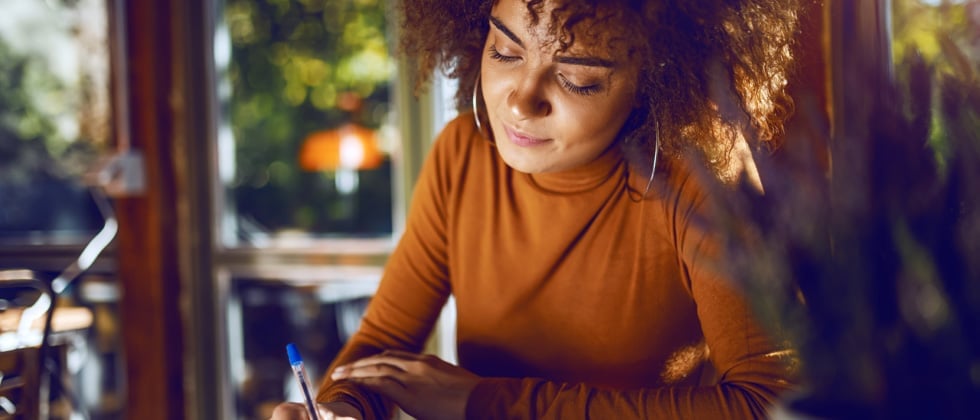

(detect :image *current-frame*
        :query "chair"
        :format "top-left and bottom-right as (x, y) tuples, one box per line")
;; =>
(0, 270), (56, 419)
(0, 188), (116, 419)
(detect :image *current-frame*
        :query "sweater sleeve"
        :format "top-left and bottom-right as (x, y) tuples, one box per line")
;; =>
(464, 164), (796, 419)
(314, 121), (461, 419)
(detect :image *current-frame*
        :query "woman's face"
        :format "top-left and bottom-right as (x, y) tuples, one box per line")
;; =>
(482, 0), (638, 174)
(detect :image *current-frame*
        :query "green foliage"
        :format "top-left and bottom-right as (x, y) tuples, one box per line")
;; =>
(892, 0), (979, 168)
(892, 0), (977, 68)
(701, 2), (980, 417)
(224, 0), (395, 237)
(0, 35), (103, 234)
(0, 38), (66, 183)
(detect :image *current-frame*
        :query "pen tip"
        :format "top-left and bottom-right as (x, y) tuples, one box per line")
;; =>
(286, 343), (303, 365)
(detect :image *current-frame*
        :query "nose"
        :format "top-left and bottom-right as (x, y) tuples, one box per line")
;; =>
(507, 74), (552, 120)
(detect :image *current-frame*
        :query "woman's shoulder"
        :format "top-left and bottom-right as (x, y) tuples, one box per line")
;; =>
(429, 111), (493, 162)
(435, 111), (480, 145)
(653, 156), (720, 221)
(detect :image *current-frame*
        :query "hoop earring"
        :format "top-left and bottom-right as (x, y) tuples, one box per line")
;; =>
(472, 76), (492, 142)
(472, 76), (482, 133)
(642, 120), (661, 196)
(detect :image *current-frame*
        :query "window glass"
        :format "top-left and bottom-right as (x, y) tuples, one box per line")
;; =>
(0, 0), (111, 243)
(218, 0), (397, 247)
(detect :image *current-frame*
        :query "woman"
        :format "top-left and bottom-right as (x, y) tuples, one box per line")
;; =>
(274, 0), (800, 418)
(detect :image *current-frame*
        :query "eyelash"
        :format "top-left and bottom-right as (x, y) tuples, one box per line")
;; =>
(488, 44), (604, 97)
(488, 45), (520, 63)
(558, 75), (602, 96)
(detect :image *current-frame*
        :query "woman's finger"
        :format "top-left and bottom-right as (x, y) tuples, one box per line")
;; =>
(349, 376), (412, 404)
(269, 402), (308, 420)
(336, 353), (416, 374)
(332, 352), (451, 382)
(339, 362), (406, 379)
(379, 349), (422, 359)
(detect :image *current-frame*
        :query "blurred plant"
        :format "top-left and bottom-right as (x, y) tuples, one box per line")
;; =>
(0, 38), (57, 183)
(701, 9), (980, 420)
(893, 0), (979, 69)
(0, 34), (103, 235)
(223, 0), (395, 237)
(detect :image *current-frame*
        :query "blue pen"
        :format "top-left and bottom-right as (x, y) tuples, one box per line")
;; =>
(286, 343), (321, 420)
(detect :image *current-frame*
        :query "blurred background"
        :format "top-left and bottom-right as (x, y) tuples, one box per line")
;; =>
(0, 0), (975, 419)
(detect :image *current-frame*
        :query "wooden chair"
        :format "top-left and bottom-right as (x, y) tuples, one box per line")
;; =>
(0, 190), (113, 419)
(0, 270), (56, 419)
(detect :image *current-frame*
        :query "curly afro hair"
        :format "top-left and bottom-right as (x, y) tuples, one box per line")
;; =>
(396, 0), (801, 173)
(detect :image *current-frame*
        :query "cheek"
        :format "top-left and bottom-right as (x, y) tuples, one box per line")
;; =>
(480, 64), (508, 104)
(558, 97), (632, 142)
(480, 72), (521, 130)
(597, 87), (636, 134)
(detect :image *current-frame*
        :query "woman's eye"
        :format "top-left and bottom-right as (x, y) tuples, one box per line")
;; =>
(488, 45), (520, 63)
(558, 74), (602, 96)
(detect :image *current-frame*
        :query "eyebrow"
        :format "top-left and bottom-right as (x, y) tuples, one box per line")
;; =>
(489, 16), (524, 48)
(554, 55), (615, 68)
(488, 16), (615, 69)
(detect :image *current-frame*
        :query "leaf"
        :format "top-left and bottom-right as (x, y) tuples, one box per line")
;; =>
(937, 32), (975, 83)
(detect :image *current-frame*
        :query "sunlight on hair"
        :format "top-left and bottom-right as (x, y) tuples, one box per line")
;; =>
(660, 343), (710, 384)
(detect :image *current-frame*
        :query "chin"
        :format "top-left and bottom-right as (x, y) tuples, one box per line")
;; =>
(498, 152), (542, 173)
(502, 153), (573, 174)
(495, 145), (551, 174)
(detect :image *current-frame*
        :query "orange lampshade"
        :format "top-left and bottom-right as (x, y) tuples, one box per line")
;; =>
(299, 123), (383, 171)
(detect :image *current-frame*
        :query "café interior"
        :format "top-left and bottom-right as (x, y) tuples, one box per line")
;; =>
(0, 0), (977, 419)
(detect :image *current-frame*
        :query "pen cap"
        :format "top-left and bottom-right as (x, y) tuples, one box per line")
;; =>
(286, 343), (304, 366)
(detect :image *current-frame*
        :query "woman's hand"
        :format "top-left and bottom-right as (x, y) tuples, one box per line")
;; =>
(330, 350), (481, 420)
(269, 401), (362, 420)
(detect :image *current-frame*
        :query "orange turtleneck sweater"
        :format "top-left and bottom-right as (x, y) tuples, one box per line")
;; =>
(316, 113), (795, 419)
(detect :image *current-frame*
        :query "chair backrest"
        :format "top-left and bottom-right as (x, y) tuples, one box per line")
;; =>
(0, 188), (116, 419)
(0, 269), (55, 419)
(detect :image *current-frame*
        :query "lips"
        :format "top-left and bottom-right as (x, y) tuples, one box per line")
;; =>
(504, 125), (551, 147)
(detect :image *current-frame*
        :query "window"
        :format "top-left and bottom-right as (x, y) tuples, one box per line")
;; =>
(0, 0), (123, 418)
(208, 1), (439, 418)
(0, 0), (112, 244)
